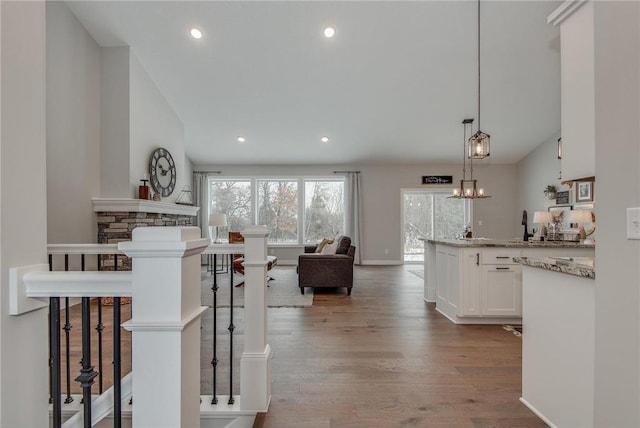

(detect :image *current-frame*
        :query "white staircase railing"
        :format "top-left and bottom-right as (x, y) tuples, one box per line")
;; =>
(9, 226), (272, 428)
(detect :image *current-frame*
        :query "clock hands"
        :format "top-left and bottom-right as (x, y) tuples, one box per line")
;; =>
(158, 164), (170, 176)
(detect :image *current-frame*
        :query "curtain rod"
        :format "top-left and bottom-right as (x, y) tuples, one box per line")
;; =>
(194, 170), (221, 174)
(333, 170), (361, 174)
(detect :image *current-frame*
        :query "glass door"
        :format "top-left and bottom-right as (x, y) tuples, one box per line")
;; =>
(402, 190), (469, 263)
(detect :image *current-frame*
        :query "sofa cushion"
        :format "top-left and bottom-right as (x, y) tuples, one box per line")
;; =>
(320, 240), (338, 255)
(335, 236), (352, 255)
(315, 238), (334, 253)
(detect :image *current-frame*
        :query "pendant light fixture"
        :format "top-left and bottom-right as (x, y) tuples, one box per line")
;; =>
(450, 118), (491, 199)
(468, 0), (490, 159)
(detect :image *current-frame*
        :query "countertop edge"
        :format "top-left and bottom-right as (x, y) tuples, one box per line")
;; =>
(513, 256), (595, 280)
(421, 238), (595, 249)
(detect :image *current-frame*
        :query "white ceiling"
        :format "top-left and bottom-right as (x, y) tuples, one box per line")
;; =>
(66, 1), (562, 166)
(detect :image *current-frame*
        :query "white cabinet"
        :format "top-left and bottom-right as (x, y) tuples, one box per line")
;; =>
(434, 245), (521, 324)
(481, 265), (522, 316)
(431, 243), (595, 324)
(459, 250), (481, 316)
(481, 249), (522, 317)
(435, 245), (460, 315)
(550, 1), (596, 181)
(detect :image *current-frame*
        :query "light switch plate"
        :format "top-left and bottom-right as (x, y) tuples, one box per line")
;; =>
(627, 208), (640, 239)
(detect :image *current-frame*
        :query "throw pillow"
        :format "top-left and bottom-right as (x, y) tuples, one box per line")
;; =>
(321, 240), (338, 255)
(315, 238), (334, 253)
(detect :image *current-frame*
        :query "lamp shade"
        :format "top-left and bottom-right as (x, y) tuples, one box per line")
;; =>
(208, 213), (228, 227)
(532, 211), (553, 224)
(567, 209), (592, 224)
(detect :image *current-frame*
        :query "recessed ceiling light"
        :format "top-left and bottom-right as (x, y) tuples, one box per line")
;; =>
(236, 136), (246, 143)
(190, 28), (202, 39)
(323, 27), (335, 38)
(321, 136), (330, 143)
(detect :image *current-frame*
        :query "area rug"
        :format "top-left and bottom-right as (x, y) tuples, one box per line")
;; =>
(408, 269), (424, 279)
(503, 324), (523, 337)
(201, 266), (313, 308)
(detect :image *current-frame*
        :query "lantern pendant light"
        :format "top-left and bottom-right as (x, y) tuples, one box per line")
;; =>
(468, 0), (490, 160)
(449, 118), (490, 199)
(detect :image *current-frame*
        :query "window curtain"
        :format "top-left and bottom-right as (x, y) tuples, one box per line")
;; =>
(344, 172), (363, 265)
(193, 172), (211, 265)
(192, 172), (210, 239)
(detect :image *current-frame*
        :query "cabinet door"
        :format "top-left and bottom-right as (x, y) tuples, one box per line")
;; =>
(458, 250), (481, 316)
(481, 265), (522, 316)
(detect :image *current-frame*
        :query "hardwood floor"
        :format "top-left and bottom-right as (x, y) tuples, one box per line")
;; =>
(252, 265), (546, 428)
(63, 265), (546, 427)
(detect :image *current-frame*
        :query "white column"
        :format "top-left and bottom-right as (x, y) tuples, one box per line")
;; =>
(240, 226), (272, 411)
(119, 227), (209, 428)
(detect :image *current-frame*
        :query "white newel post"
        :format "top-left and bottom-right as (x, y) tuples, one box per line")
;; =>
(240, 226), (272, 411)
(119, 227), (209, 428)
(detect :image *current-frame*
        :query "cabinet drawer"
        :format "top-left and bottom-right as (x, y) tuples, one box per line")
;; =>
(482, 249), (521, 265)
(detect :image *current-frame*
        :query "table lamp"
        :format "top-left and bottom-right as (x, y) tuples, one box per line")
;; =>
(209, 213), (228, 243)
(532, 211), (553, 239)
(567, 209), (595, 241)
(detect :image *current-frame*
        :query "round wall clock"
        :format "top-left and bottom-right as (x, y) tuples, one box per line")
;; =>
(149, 147), (177, 197)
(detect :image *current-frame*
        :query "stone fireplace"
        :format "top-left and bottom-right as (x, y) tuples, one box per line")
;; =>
(93, 198), (200, 270)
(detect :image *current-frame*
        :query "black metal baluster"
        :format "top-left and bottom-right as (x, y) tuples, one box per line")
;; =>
(211, 254), (218, 405)
(48, 254), (53, 405)
(228, 257), (235, 405)
(63, 254), (73, 404)
(113, 297), (122, 428)
(50, 297), (62, 428)
(76, 297), (98, 428)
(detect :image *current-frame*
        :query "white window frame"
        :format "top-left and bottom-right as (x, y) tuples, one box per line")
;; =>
(207, 175), (346, 246)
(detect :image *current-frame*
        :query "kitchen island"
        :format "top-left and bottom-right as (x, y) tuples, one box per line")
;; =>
(515, 256), (595, 428)
(421, 238), (594, 324)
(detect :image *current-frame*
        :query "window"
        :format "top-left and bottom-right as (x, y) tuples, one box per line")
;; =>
(208, 176), (345, 244)
(304, 180), (344, 243)
(209, 180), (252, 232)
(257, 179), (298, 244)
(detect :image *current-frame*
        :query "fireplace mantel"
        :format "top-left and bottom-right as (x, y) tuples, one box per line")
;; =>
(92, 198), (199, 217)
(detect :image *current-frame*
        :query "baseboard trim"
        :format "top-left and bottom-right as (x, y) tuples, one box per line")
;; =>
(359, 260), (404, 266)
(519, 397), (557, 428)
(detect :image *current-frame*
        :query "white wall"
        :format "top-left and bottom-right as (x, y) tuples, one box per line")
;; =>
(45, 3), (188, 244)
(129, 54), (185, 202)
(592, 2), (640, 426)
(516, 134), (569, 233)
(46, 1), (101, 244)
(100, 47), (130, 198)
(184, 156), (194, 191)
(194, 163), (519, 264)
(0, 1), (50, 426)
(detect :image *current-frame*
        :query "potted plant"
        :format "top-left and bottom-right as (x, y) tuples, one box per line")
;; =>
(544, 184), (558, 200)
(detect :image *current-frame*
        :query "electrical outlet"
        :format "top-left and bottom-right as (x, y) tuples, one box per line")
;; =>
(627, 208), (640, 239)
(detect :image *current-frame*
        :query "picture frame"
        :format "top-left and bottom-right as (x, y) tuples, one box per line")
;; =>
(576, 181), (594, 202)
(555, 190), (570, 205)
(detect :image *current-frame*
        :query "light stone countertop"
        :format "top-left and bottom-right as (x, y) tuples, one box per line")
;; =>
(420, 238), (595, 249)
(513, 256), (595, 279)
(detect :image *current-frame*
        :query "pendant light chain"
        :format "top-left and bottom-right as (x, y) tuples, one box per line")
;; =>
(477, 0), (481, 131)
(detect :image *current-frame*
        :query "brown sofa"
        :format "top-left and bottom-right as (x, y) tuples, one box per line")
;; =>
(297, 236), (356, 295)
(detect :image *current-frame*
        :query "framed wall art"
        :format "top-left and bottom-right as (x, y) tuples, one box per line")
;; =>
(576, 181), (594, 202)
